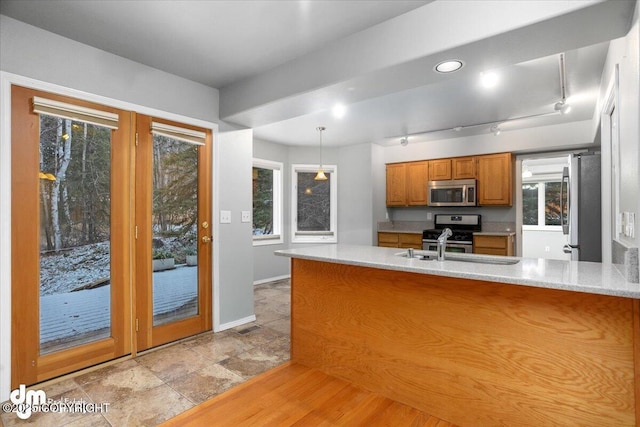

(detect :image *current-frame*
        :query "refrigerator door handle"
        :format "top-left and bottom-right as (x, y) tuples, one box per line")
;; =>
(563, 244), (579, 254)
(561, 166), (570, 235)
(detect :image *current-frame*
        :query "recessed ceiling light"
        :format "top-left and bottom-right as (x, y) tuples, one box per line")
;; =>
(434, 60), (463, 73)
(332, 104), (346, 119)
(480, 71), (499, 88)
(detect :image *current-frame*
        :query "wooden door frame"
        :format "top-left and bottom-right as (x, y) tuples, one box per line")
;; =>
(133, 115), (212, 353)
(10, 85), (133, 387)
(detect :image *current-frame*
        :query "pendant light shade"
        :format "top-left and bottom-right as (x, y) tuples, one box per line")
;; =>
(314, 126), (328, 181)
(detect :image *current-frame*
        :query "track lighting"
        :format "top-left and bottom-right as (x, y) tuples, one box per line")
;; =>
(554, 100), (571, 114)
(490, 125), (501, 136)
(400, 137), (408, 146)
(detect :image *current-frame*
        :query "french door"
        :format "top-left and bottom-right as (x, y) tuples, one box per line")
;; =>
(11, 86), (212, 387)
(134, 114), (212, 351)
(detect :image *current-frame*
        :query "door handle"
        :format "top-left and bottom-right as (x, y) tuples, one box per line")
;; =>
(201, 236), (212, 243)
(563, 244), (579, 254)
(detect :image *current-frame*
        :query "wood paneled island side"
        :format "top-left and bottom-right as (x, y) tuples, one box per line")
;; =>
(278, 246), (640, 427)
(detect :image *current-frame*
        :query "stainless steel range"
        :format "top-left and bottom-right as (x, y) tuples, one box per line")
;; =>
(422, 214), (481, 253)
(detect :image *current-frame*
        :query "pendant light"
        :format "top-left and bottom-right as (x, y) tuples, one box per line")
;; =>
(314, 126), (328, 181)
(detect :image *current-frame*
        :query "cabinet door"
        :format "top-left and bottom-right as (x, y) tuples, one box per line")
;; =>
(477, 153), (512, 206)
(386, 163), (407, 206)
(453, 157), (476, 179)
(428, 159), (452, 181)
(378, 232), (400, 248)
(406, 161), (429, 205)
(473, 235), (512, 256)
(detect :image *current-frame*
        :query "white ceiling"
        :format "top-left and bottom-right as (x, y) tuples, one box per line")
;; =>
(1, 0), (636, 148)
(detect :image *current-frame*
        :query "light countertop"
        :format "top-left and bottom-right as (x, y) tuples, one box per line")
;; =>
(473, 231), (516, 236)
(275, 244), (640, 299)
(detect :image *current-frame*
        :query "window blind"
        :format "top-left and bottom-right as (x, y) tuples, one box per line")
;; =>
(151, 122), (206, 146)
(32, 96), (119, 129)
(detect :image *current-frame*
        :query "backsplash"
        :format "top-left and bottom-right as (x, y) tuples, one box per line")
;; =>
(612, 240), (639, 283)
(378, 221), (515, 233)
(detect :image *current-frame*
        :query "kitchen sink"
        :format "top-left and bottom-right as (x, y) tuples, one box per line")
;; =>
(396, 251), (519, 265)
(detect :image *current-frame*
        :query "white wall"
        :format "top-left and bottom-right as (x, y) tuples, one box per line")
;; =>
(596, 0), (640, 259)
(338, 144), (374, 245)
(215, 130), (255, 329)
(522, 230), (570, 260)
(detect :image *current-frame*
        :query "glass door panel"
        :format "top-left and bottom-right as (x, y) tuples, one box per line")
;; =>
(151, 135), (199, 326)
(39, 116), (113, 354)
(135, 115), (212, 352)
(11, 85), (130, 387)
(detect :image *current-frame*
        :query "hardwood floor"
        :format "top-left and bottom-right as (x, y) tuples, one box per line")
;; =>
(161, 362), (457, 427)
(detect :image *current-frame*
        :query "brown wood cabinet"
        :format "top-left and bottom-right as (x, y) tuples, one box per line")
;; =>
(453, 156), (476, 179)
(477, 152), (513, 206)
(386, 161), (428, 207)
(428, 159), (451, 181)
(385, 163), (407, 206)
(378, 232), (422, 248)
(387, 152), (513, 207)
(473, 234), (514, 256)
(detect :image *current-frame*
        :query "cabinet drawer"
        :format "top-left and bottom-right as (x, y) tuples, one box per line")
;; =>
(473, 235), (507, 249)
(398, 233), (422, 248)
(474, 247), (507, 256)
(378, 232), (399, 244)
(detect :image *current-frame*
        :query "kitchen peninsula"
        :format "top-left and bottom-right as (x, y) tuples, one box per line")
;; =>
(276, 245), (640, 427)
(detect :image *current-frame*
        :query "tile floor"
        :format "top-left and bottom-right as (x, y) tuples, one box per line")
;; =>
(1, 279), (291, 427)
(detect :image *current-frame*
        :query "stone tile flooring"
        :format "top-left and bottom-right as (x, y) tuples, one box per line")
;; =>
(1, 279), (291, 427)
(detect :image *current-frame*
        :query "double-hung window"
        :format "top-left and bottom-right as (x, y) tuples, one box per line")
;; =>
(291, 164), (337, 243)
(252, 159), (283, 245)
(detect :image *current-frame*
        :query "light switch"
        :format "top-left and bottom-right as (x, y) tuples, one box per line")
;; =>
(241, 211), (251, 223)
(220, 210), (231, 224)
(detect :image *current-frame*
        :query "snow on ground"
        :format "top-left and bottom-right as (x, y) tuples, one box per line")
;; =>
(40, 237), (188, 295)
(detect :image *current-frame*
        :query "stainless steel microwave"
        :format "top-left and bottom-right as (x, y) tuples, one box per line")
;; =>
(427, 179), (477, 207)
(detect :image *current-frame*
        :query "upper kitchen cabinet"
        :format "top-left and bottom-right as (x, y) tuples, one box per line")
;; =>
(428, 159), (452, 181)
(429, 157), (476, 180)
(386, 161), (429, 207)
(386, 163), (407, 206)
(477, 153), (513, 206)
(452, 157), (476, 179)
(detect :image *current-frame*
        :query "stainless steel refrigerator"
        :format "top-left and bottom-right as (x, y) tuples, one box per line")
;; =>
(561, 152), (601, 261)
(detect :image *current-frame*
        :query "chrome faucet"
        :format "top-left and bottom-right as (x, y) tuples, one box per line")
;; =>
(437, 228), (453, 261)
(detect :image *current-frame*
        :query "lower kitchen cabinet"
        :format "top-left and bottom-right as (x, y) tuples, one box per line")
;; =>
(473, 234), (514, 256)
(378, 232), (422, 248)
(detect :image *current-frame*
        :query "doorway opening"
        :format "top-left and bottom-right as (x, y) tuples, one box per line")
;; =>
(520, 155), (571, 260)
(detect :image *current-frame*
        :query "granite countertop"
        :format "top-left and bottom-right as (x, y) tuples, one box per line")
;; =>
(275, 244), (640, 299)
(473, 231), (516, 236)
(378, 229), (422, 234)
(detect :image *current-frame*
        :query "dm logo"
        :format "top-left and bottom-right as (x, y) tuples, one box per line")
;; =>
(10, 384), (47, 419)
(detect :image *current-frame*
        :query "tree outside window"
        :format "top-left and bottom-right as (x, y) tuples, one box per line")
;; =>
(252, 159), (283, 245)
(522, 181), (562, 227)
(292, 164), (337, 243)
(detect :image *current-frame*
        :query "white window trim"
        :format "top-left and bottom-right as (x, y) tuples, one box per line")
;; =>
(291, 164), (337, 244)
(522, 180), (563, 230)
(253, 158), (283, 246)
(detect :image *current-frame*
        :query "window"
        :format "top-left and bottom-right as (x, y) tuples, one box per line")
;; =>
(291, 164), (337, 243)
(253, 159), (283, 245)
(522, 181), (562, 228)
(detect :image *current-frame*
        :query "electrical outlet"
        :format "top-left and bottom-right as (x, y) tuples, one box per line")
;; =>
(427, 212), (433, 220)
(241, 211), (251, 223)
(544, 246), (550, 252)
(220, 210), (231, 224)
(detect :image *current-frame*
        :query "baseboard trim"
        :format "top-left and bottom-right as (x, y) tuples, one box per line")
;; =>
(253, 275), (290, 286)
(218, 315), (257, 332)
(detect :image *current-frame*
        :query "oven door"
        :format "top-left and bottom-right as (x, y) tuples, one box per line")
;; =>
(422, 240), (473, 253)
